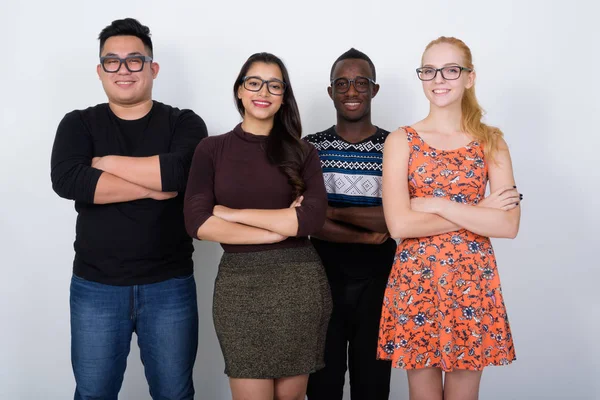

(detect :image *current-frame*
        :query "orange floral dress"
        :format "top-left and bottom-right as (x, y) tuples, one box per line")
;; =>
(377, 126), (516, 371)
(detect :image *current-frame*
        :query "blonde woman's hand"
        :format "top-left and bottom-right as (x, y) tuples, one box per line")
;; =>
(478, 186), (522, 211)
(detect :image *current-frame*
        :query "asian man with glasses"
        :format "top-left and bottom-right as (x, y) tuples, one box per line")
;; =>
(50, 18), (207, 399)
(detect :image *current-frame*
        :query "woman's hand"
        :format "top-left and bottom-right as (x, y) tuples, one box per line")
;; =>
(289, 196), (304, 208)
(213, 205), (238, 222)
(410, 185), (523, 214)
(478, 186), (521, 211)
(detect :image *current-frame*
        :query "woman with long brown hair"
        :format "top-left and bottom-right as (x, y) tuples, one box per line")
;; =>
(184, 52), (331, 400)
(377, 37), (521, 400)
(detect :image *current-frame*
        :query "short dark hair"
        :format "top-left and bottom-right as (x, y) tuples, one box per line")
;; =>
(98, 18), (153, 57)
(330, 48), (376, 81)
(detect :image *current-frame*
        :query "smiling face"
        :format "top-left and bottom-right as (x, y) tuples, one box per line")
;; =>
(96, 35), (159, 107)
(420, 42), (474, 109)
(328, 58), (379, 123)
(237, 61), (284, 125)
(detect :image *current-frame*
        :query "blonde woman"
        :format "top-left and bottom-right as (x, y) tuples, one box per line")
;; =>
(378, 37), (521, 400)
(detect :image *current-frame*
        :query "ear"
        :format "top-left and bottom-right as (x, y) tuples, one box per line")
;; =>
(327, 86), (333, 100)
(150, 62), (160, 79)
(371, 83), (380, 98)
(96, 64), (102, 80)
(465, 70), (475, 89)
(237, 85), (243, 99)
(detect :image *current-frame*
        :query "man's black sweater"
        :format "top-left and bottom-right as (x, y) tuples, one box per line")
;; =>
(51, 101), (207, 285)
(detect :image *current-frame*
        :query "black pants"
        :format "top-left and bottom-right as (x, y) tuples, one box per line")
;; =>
(306, 273), (392, 400)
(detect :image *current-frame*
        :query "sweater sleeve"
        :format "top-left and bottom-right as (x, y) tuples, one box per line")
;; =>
(183, 138), (216, 239)
(295, 143), (327, 237)
(50, 111), (103, 203)
(159, 110), (208, 192)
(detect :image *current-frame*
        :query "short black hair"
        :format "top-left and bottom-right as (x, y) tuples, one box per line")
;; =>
(330, 48), (376, 81)
(98, 18), (153, 57)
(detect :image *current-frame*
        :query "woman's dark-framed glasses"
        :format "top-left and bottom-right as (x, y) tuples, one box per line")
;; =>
(330, 76), (375, 93)
(242, 76), (286, 96)
(416, 66), (472, 81)
(100, 55), (153, 73)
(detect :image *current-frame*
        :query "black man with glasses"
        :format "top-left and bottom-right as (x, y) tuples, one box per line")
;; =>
(50, 18), (206, 400)
(304, 48), (395, 400)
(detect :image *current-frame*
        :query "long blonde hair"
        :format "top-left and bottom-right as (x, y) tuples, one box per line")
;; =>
(423, 36), (503, 160)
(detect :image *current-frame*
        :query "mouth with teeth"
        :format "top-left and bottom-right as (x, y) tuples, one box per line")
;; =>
(433, 89), (450, 95)
(252, 100), (272, 108)
(343, 101), (362, 111)
(115, 80), (136, 88)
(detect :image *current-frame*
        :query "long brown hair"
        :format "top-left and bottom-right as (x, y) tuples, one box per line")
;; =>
(423, 36), (503, 160)
(233, 52), (308, 198)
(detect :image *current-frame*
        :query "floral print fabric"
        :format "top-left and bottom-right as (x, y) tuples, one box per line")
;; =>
(377, 126), (516, 371)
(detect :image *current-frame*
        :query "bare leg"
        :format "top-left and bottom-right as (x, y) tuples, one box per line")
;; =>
(443, 369), (483, 400)
(274, 374), (309, 400)
(229, 378), (274, 400)
(406, 368), (443, 400)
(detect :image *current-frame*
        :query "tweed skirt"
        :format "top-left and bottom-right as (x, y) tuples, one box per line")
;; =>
(213, 245), (332, 379)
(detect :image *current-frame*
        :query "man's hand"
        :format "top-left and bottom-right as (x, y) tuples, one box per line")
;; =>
(91, 156), (111, 171)
(363, 231), (391, 245)
(326, 206), (336, 220)
(146, 190), (177, 201)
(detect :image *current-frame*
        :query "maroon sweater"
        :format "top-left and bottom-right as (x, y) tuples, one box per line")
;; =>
(184, 124), (327, 253)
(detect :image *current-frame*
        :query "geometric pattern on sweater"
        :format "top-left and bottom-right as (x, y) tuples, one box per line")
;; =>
(304, 126), (390, 206)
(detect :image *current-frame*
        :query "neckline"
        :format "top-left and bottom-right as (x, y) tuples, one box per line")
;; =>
(331, 125), (383, 145)
(406, 126), (476, 152)
(108, 100), (154, 122)
(233, 123), (268, 143)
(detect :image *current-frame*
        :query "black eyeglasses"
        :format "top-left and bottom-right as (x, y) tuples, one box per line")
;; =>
(100, 55), (153, 73)
(416, 66), (472, 81)
(330, 76), (375, 93)
(242, 76), (286, 96)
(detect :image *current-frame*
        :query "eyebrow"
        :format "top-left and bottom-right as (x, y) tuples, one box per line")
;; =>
(422, 63), (461, 68)
(102, 52), (145, 57)
(247, 75), (284, 81)
(332, 74), (373, 80)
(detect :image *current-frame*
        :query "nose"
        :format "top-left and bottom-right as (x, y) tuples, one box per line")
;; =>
(346, 80), (359, 96)
(434, 69), (445, 83)
(117, 61), (131, 75)
(258, 82), (270, 96)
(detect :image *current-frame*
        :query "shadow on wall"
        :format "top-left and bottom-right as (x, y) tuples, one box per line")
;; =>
(191, 240), (229, 399)
(154, 42), (248, 136)
(151, 45), (193, 111)
(480, 81), (598, 399)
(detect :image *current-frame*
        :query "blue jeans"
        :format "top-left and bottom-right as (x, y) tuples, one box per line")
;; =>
(70, 274), (198, 400)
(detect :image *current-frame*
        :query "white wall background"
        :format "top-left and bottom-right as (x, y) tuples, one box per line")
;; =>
(1, 0), (598, 399)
